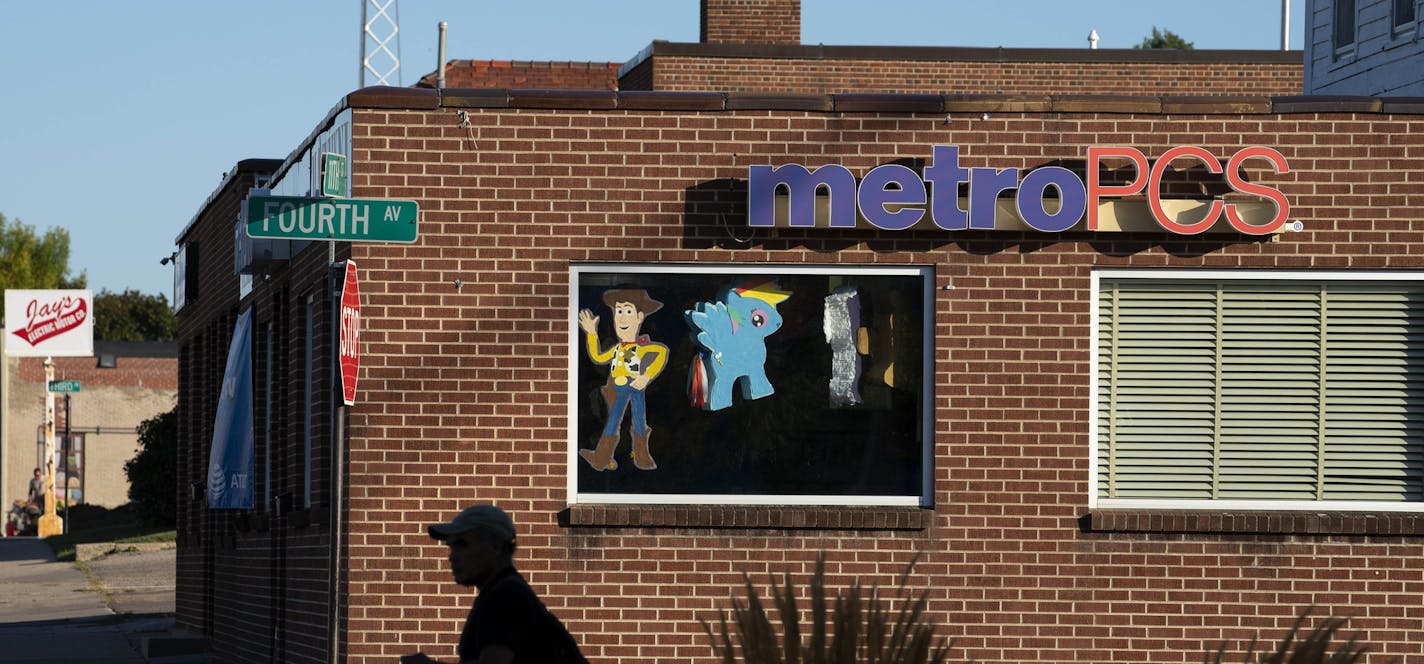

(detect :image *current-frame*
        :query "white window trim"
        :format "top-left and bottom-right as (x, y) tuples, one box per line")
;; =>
(1089, 269), (1424, 513)
(1391, 0), (1419, 39)
(568, 263), (935, 507)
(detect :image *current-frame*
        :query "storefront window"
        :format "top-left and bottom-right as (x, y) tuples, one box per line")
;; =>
(570, 264), (933, 506)
(1093, 271), (1424, 511)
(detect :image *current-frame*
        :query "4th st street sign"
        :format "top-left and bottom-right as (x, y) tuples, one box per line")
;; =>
(245, 196), (418, 243)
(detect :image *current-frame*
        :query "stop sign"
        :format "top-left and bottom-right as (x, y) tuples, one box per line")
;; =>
(339, 261), (360, 406)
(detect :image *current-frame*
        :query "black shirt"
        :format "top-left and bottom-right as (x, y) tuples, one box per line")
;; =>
(459, 566), (585, 664)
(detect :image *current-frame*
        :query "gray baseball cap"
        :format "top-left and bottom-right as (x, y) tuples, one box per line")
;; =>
(427, 504), (517, 542)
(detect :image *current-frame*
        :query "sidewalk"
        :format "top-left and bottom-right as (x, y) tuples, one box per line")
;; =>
(0, 537), (184, 663)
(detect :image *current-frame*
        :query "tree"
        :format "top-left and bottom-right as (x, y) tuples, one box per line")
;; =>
(125, 406), (177, 526)
(0, 211), (85, 318)
(1135, 26), (1194, 49)
(94, 289), (176, 341)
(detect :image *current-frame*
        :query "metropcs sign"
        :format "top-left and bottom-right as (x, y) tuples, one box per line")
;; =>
(748, 145), (1291, 235)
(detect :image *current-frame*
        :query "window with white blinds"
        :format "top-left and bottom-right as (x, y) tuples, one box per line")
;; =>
(1094, 273), (1424, 510)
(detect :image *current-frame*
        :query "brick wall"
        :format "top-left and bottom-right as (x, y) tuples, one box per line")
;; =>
(7, 354), (176, 507)
(175, 164), (253, 645)
(701, 0), (800, 45)
(621, 44), (1303, 96)
(324, 90), (1423, 664)
(651, 55), (1303, 96)
(416, 60), (620, 90)
(16, 355), (175, 391)
(175, 158), (347, 662)
(177, 90), (1424, 664)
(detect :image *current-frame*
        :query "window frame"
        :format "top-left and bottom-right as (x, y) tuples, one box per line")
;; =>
(567, 263), (935, 507)
(1393, 0), (1418, 38)
(1090, 269), (1424, 514)
(1333, 0), (1358, 58)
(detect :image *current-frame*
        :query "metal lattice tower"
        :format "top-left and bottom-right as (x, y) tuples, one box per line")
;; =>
(360, 0), (401, 87)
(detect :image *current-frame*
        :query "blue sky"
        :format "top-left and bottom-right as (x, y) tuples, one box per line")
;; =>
(0, 1), (1304, 299)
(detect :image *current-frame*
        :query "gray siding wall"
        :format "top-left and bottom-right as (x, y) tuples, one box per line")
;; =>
(1307, 0), (1424, 94)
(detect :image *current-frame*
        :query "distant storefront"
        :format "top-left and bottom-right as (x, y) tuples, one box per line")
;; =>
(3, 342), (176, 509)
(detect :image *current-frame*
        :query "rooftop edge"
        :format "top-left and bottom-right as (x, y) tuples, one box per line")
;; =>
(619, 40), (1304, 78)
(342, 86), (1421, 116)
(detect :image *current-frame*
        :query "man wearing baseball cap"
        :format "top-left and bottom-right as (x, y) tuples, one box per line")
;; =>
(401, 505), (586, 664)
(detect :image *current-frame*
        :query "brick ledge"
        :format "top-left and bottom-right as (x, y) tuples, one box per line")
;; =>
(339, 86), (1417, 116)
(1089, 509), (1424, 536)
(566, 504), (928, 530)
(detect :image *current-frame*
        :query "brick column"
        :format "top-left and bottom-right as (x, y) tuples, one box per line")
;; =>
(700, 0), (800, 45)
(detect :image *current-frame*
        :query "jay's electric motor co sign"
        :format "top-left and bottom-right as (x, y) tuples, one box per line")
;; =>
(4, 289), (94, 358)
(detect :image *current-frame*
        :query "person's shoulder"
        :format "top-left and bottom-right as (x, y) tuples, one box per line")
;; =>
(483, 569), (538, 602)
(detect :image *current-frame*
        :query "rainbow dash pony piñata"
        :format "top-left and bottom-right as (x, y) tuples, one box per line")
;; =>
(685, 278), (792, 411)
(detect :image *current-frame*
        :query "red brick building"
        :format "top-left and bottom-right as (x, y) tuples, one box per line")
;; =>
(174, 2), (1424, 663)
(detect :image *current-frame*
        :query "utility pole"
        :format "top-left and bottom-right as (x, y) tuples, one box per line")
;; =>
(1282, 0), (1291, 50)
(62, 392), (71, 535)
(37, 358), (62, 537)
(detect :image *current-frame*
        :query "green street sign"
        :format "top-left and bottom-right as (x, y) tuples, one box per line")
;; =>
(245, 196), (418, 243)
(47, 380), (80, 393)
(321, 153), (348, 197)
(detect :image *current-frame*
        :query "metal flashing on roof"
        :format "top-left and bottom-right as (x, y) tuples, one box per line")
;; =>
(175, 159), (283, 245)
(93, 340), (179, 358)
(337, 88), (1424, 116)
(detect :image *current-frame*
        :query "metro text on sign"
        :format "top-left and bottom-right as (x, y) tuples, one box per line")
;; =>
(245, 196), (418, 243)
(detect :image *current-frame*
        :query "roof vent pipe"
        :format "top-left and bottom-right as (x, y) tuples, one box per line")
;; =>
(437, 21), (448, 89)
(1280, 0), (1290, 50)
(1088, 29), (1099, 49)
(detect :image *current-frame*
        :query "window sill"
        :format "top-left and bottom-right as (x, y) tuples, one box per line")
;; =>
(1329, 47), (1357, 71)
(1088, 509), (1424, 536)
(565, 504), (928, 531)
(1385, 29), (1418, 50)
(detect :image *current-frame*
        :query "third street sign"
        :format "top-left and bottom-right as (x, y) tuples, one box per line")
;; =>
(245, 196), (418, 243)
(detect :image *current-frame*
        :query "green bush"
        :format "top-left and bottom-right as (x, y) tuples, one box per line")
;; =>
(703, 553), (952, 664)
(124, 406), (177, 526)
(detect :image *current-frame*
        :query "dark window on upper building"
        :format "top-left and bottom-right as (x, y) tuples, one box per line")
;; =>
(1334, 0), (1357, 53)
(1395, 0), (1417, 33)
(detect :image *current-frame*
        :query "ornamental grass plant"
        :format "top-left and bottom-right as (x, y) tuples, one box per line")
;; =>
(1206, 610), (1390, 664)
(702, 553), (952, 664)
(703, 553), (1387, 664)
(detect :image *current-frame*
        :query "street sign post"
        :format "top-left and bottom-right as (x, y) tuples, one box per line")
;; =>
(47, 379), (81, 393)
(339, 261), (360, 406)
(321, 153), (348, 197)
(245, 196), (418, 243)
